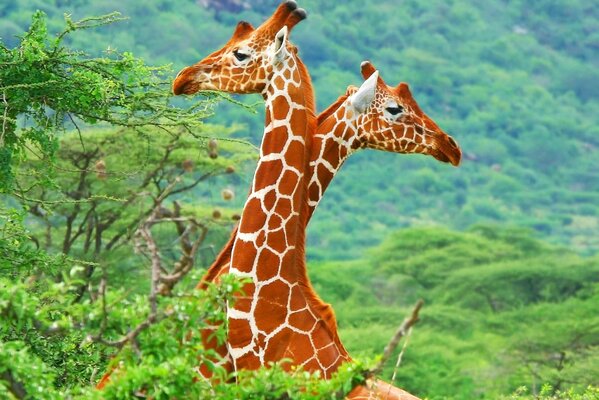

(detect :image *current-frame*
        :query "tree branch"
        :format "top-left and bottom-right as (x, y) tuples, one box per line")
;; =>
(1, 92), (8, 147)
(368, 300), (424, 378)
(0, 371), (27, 399)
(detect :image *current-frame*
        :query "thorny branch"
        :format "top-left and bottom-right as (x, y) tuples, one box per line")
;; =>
(137, 207), (162, 316)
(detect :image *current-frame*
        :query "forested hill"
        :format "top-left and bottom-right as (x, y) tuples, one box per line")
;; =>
(2, 0), (598, 259)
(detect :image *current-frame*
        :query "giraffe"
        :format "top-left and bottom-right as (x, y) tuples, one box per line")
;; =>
(97, 1), (313, 391)
(174, 0), (349, 376)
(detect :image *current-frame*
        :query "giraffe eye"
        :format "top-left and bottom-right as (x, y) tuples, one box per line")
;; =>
(386, 106), (404, 116)
(233, 50), (250, 62)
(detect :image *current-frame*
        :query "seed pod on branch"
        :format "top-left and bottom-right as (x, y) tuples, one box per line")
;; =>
(212, 209), (222, 219)
(221, 189), (234, 201)
(225, 165), (236, 174)
(95, 159), (107, 180)
(208, 139), (218, 159)
(182, 159), (194, 173)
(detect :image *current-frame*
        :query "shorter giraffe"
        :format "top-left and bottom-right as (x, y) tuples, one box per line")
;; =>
(203, 60), (461, 286)
(308, 60), (460, 209)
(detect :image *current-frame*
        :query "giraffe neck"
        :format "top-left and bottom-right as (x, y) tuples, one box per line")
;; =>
(308, 99), (363, 211)
(308, 100), (361, 211)
(227, 53), (321, 370)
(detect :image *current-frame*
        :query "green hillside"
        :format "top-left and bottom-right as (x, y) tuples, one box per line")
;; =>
(310, 226), (599, 398)
(2, 0), (598, 259)
(1, 1), (599, 399)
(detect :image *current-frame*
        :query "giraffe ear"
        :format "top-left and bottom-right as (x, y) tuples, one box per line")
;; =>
(350, 71), (379, 113)
(232, 21), (255, 41)
(274, 26), (289, 62)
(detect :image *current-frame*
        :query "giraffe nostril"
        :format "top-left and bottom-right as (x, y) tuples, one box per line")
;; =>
(448, 136), (458, 148)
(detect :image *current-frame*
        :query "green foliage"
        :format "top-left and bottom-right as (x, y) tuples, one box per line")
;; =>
(0, 215), (99, 399)
(0, 207), (65, 274)
(502, 386), (599, 400)
(0, 11), (219, 194)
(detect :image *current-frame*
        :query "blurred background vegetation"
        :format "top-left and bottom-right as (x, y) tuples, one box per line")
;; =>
(1, 0), (598, 399)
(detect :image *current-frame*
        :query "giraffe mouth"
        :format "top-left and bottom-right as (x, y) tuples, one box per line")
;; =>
(173, 80), (199, 95)
(173, 67), (198, 95)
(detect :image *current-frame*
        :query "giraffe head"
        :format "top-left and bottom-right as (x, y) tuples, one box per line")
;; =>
(172, 1), (307, 95)
(320, 61), (462, 166)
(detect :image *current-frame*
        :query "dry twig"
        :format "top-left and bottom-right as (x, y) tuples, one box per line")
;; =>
(88, 176), (210, 349)
(368, 299), (424, 378)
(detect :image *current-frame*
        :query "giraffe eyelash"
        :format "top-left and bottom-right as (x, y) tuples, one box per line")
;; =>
(233, 50), (250, 61)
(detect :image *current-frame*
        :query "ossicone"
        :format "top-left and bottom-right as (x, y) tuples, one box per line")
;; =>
(360, 60), (378, 80)
(285, 8), (308, 30)
(266, 0), (299, 33)
(283, 0), (298, 11)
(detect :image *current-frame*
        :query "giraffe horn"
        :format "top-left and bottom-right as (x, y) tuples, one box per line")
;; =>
(361, 60), (379, 80)
(263, 1), (298, 35)
(285, 8), (308, 30)
(229, 21), (255, 42)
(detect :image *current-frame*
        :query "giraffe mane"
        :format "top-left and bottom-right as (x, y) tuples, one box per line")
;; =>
(316, 93), (350, 126)
(298, 277), (349, 355)
(294, 54), (317, 120)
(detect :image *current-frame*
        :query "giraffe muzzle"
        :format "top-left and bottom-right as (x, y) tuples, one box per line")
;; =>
(433, 134), (462, 166)
(173, 65), (212, 95)
(173, 66), (195, 95)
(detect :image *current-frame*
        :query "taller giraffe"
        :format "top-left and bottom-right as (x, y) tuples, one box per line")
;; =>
(174, 0), (348, 374)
